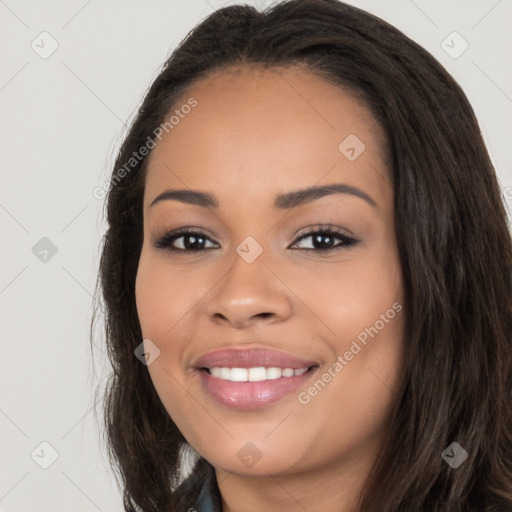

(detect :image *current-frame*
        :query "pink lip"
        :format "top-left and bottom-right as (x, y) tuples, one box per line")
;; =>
(193, 347), (319, 410)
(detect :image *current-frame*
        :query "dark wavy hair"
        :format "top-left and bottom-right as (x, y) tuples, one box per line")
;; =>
(91, 0), (512, 510)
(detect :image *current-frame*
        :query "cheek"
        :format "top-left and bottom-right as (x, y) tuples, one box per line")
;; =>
(294, 296), (404, 468)
(135, 256), (205, 443)
(290, 252), (405, 423)
(282, 250), (403, 342)
(135, 251), (203, 342)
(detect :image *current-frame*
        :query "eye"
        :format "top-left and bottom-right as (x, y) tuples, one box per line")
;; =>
(153, 227), (218, 253)
(153, 225), (358, 254)
(289, 225), (358, 253)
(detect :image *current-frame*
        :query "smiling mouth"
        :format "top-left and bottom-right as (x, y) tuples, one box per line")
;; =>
(200, 365), (318, 382)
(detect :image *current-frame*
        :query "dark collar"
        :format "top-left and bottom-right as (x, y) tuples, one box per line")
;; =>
(187, 461), (222, 512)
(194, 476), (219, 511)
(178, 459), (222, 512)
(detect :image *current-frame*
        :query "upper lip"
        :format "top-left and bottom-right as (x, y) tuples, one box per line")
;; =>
(193, 347), (319, 370)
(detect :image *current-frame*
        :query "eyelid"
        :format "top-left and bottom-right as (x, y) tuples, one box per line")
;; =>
(151, 225), (216, 247)
(293, 223), (355, 239)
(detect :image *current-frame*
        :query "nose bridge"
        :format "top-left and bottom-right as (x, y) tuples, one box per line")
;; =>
(205, 235), (292, 326)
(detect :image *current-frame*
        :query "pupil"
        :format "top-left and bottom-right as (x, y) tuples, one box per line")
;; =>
(315, 233), (333, 249)
(186, 235), (204, 250)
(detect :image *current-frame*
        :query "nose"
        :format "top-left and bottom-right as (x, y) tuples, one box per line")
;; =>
(205, 249), (292, 329)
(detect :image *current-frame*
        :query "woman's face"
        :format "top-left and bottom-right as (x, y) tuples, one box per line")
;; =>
(135, 65), (405, 482)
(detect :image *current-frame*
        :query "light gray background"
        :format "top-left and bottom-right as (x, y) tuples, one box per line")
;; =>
(1, 1), (511, 511)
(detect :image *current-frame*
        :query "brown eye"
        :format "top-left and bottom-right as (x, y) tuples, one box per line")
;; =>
(154, 229), (218, 253)
(290, 227), (358, 253)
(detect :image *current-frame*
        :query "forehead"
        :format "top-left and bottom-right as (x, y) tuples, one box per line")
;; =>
(144, 64), (391, 211)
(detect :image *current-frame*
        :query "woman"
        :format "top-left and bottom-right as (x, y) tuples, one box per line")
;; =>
(92, 0), (512, 510)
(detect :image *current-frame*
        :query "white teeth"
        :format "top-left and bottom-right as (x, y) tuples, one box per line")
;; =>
(210, 367), (230, 379)
(248, 367), (267, 381)
(266, 367), (282, 380)
(208, 366), (309, 382)
(230, 368), (248, 381)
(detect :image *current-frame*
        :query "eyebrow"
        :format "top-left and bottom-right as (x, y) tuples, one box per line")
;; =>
(149, 183), (377, 210)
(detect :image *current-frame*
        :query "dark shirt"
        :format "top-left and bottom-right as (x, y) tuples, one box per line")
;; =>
(194, 473), (220, 512)
(177, 460), (222, 512)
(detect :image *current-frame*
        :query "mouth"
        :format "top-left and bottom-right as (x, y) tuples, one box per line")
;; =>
(193, 347), (320, 410)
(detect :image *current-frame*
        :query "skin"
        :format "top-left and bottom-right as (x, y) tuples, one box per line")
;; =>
(135, 64), (405, 512)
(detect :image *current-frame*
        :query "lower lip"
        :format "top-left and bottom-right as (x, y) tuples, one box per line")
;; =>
(197, 368), (316, 410)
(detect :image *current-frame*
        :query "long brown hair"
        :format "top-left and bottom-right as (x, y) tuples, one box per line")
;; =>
(91, 1), (512, 510)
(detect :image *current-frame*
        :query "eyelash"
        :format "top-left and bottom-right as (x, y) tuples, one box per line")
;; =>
(153, 225), (358, 255)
